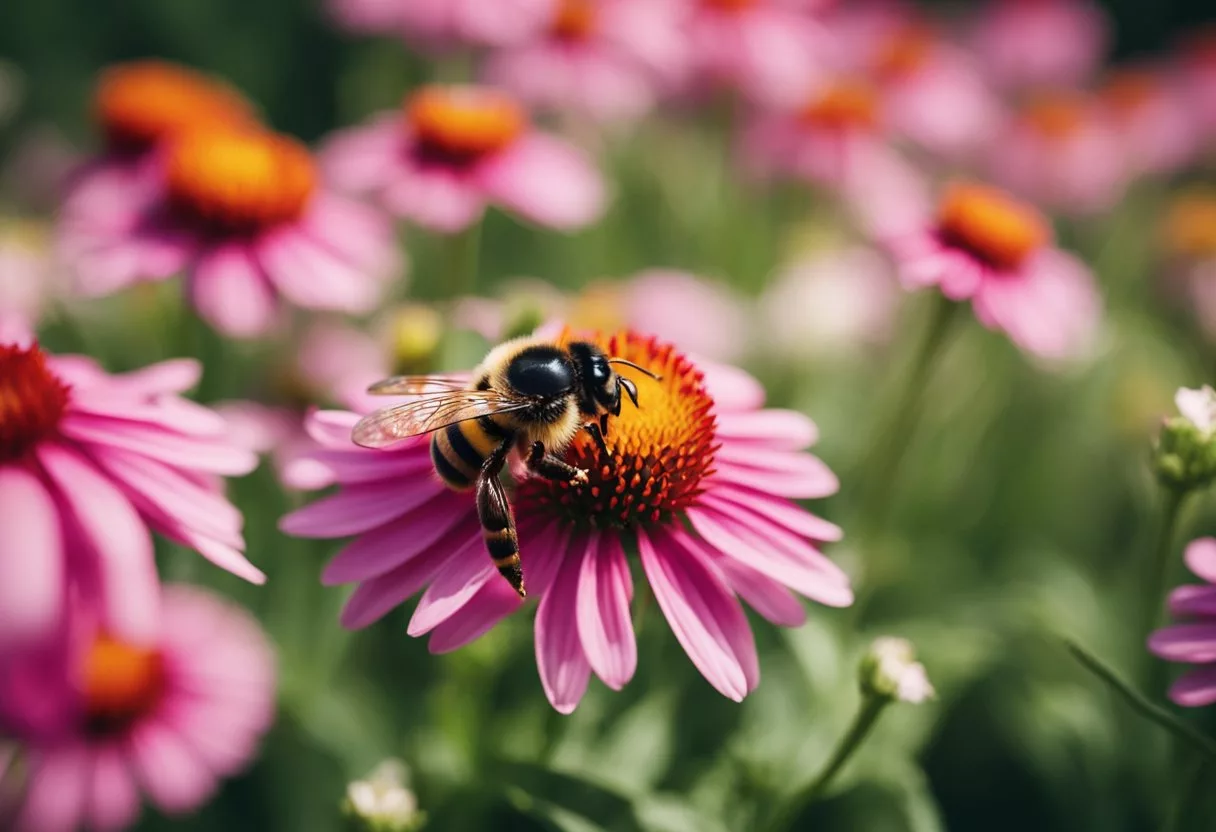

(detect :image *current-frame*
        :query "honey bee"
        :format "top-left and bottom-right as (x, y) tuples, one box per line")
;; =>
(352, 337), (659, 598)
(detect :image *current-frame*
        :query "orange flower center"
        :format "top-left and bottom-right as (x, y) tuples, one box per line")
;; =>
(702, 0), (757, 11)
(552, 0), (597, 41)
(873, 24), (935, 80)
(0, 343), (71, 463)
(407, 86), (526, 166)
(94, 60), (255, 152)
(81, 635), (165, 736)
(936, 182), (1050, 270)
(1162, 190), (1216, 259)
(517, 331), (717, 529)
(166, 128), (317, 230)
(1020, 92), (1089, 140)
(799, 80), (881, 131)
(1100, 69), (1160, 120)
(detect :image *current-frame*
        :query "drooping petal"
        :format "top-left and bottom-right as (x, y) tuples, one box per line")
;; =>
(427, 578), (522, 654)
(637, 525), (758, 701)
(1186, 538), (1216, 584)
(128, 721), (217, 813)
(61, 414), (257, 476)
(714, 556), (807, 627)
(16, 745), (91, 832)
(701, 486), (843, 542)
(186, 242), (280, 338)
(1148, 623), (1216, 664)
(86, 746), (142, 832)
(321, 494), (470, 585)
(714, 409), (818, 450)
(1169, 666), (1216, 708)
(256, 226), (384, 314)
(382, 163), (486, 234)
(280, 476), (442, 539)
(0, 466), (64, 650)
(477, 134), (606, 230)
(576, 532), (636, 691)
(536, 542), (592, 713)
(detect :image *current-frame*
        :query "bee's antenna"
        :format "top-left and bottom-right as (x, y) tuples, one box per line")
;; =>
(607, 358), (661, 381)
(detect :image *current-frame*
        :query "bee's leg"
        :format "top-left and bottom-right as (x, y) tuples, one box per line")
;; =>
(477, 439), (525, 598)
(526, 441), (589, 485)
(584, 420), (610, 459)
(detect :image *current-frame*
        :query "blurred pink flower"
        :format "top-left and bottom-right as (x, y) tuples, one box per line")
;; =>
(760, 246), (899, 358)
(882, 181), (1100, 360)
(1149, 538), (1216, 706)
(0, 584), (275, 830)
(483, 0), (690, 123)
(330, 0), (559, 48)
(1179, 30), (1216, 143)
(1098, 67), (1200, 179)
(58, 127), (401, 338)
(987, 92), (1128, 217)
(322, 85), (606, 234)
(967, 0), (1109, 91)
(0, 343), (260, 653)
(0, 224), (56, 346)
(280, 331), (849, 711)
(825, 4), (1002, 158)
(617, 270), (751, 363)
(685, 0), (829, 108)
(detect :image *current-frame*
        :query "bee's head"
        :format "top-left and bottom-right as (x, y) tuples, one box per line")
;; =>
(568, 341), (658, 417)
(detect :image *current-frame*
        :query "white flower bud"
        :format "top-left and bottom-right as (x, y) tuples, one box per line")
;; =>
(860, 637), (935, 704)
(343, 759), (424, 832)
(1175, 386), (1216, 438)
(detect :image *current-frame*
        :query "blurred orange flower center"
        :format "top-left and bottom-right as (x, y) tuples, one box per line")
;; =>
(1021, 92), (1088, 140)
(1162, 191), (1216, 259)
(874, 24), (935, 79)
(407, 86), (526, 164)
(1100, 70), (1160, 119)
(0, 343), (70, 463)
(517, 331), (717, 529)
(166, 128), (317, 230)
(799, 81), (881, 130)
(95, 60), (255, 152)
(702, 0), (758, 11)
(552, 0), (597, 41)
(81, 635), (165, 736)
(937, 182), (1050, 270)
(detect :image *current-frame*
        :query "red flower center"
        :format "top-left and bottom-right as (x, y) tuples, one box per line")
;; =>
(406, 86), (527, 166)
(81, 635), (166, 737)
(936, 181), (1051, 270)
(1100, 69), (1160, 120)
(799, 81), (881, 131)
(552, 0), (597, 41)
(873, 23), (935, 80)
(94, 60), (256, 153)
(165, 128), (317, 230)
(0, 343), (71, 463)
(1021, 92), (1089, 141)
(517, 331), (718, 529)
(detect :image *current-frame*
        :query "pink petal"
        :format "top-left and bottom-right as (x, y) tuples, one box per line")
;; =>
(17, 745), (91, 832)
(702, 485), (843, 542)
(128, 722), (217, 813)
(536, 544), (592, 713)
(281, 475), (442, 539)
(256, 226), (383, 313)
(714, 457), (839, 499)
(61, 414), (257, 476)
(637, 525), (758, 701)
(427, 578), (522, 653)
(382, 162), (486, 234)
(1186, 538), (1216, 584)
(37, 443), (160, 645)
(87, 746), (141, 832)
(715, 556), (806, 627)
(698, 361), (765, 411)
(319, 116), (405, 195)
(1148, 623), (1216, 664)
(715, 409), (818, 449)
(576, 532), (637, 690)
(1168, 585), (1216, 618)
(0, 466), (64, 650)
(91, 357), (202, 396)
(300, 195), (402, 283)
(406, 537), (497, 636)
(321, 494), (470, 584)
(477, 133), (606, 230)
(1169, 666), (1216, 707)
(186, 242), (280, 338)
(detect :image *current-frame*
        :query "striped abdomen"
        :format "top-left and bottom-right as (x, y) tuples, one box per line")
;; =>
(429, 416), (513, 491)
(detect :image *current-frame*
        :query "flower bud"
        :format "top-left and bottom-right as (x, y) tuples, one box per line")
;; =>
(387, 305), (443, 376)
(343, 759), (424, 832)
(859, 637), (934, 704)
(1154, 387), (1216, 492)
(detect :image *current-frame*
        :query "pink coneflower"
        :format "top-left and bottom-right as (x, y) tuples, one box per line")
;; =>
(1098, 67), (1199, 179)
(280, 330), (850, 711)
(1149, 538), (1216, 706)
(0, 222), (56, 346)
(684, 0), (829, 108)
(987, 91), (1127, 217)
(967, 0), (1109, 91)
(57, 125), (401, 338)
(883, 181), (1100, 360)
(483, 0), (690, 123)
(1159, 189), (1216, 341)
(321, 85), (605, 234)
(0, 584), (275, 830)
(329, 0), (558, 48)
(0, 343), (260, 653)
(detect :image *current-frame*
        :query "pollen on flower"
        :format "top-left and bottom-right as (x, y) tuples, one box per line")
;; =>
(873, 24), (935, 80)
(94, 60), (255, 152)
(517, 331), (717, 529)
(1162, 189), (1216, 259)
(407, 86), (526, 166)
(80, 635), (166, 736)
(166, 128), (317, 230)
(936, 181), (1051, 270)
(799, 81), (881, 131)
(551, 0), (597, 41)
(1020, 92), (1089, 140)
(0, 343), (71, 463)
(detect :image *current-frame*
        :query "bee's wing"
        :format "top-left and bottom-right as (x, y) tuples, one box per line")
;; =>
(352, 390), (529, 449)
(367, 374), (471, 396)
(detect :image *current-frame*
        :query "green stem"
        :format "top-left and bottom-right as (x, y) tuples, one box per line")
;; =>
(444, 222), (482, 300)
(1149, 488), (1189, 636)
(859, 292), (962, 531)
(1162, 755), (1206, 832)
(1066, 640), (1216, 764)
(768, 694), (891, 832)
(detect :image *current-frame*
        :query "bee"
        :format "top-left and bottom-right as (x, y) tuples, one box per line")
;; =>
(352, 337), (659, 598)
